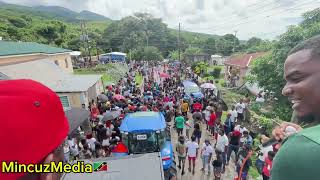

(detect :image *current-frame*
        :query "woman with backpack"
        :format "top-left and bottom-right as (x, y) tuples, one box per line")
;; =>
(176, 136), (187, 175)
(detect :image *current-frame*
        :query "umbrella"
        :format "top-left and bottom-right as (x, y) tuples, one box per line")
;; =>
(102, 110), (121, 122)
(98, 94), (109, 103)
(219, 99), (228, 111)
(159, 72), (170, 78)
(164, 101), (174, 108)
(200, 83), (216, 89)
(65, 108), (90, 134)
(113, 94), (125, 100)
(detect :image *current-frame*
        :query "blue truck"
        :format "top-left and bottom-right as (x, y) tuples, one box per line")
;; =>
(120, 112), (177, 179)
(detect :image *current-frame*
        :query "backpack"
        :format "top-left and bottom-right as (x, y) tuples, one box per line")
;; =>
(177, 143), (185, 155)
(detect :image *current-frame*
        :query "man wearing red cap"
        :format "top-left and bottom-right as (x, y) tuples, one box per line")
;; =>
(0, 80), (69, 180)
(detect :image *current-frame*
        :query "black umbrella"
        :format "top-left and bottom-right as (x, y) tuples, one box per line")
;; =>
(102, 110), (121, 122)
(219, 99), (228, 111)
(65, 107), (90, 135)
(98, 94), (109, 103)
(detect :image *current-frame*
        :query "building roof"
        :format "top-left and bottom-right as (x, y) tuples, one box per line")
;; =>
(62, 152), (164, 180)
(0, 72), (10, 80)
(102, 52), (126, 56)
(120, 112), (166, 132)
(0, 59), (101, 92)
(0, 41), (71, 57)
(211, 54), (222, 58)
(224, 52), (266, 68)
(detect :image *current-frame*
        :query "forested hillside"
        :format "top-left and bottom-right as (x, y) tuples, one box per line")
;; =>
(0, 2), (271, 59)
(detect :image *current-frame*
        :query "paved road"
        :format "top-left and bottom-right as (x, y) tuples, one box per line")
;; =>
(169, 117), (238, 180)
(151, 66), (239, 180)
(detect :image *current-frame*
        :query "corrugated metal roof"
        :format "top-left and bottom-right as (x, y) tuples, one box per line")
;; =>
(0, 72), (10, 80)
(0, 41), (71, 56)
(224, 52), (266, 68)
(0, 59), (101, 92)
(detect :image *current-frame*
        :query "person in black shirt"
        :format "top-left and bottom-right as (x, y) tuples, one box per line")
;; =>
(212, 150), (223, 180)
(226, 130), (241, 165)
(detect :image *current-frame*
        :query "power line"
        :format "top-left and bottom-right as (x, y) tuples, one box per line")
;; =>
(183, 0), (319, 33)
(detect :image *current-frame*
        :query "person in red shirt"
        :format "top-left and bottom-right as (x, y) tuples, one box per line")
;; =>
(208, 110), (216, 136)
(262, 151), (276, 180)
(91, 102), (100, 120)
(192, 101), (203, 113)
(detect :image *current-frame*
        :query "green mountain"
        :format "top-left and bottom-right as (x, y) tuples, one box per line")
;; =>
(0, 2), (110, 22)
(0, 1), (236, 56)
(79, 10), (108, 21)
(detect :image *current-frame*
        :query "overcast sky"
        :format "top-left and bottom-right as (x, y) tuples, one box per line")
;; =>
(3, 0), (320, 40)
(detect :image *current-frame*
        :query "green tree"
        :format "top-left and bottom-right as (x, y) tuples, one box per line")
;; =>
(247, 8), (320, 120)
(246, 37), (262, 48)
(301, 8), (320, 27)
(169, 50), (179, 60)
(184, 47), (203, 55)
(212, 67), (222, 79)
(143, 46), (163, 61)
(203, 37), (216, 55)
(8, 17), (28, 28)
(215, 34), (239, 56)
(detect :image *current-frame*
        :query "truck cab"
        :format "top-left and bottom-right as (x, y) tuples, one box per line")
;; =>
(120, 112), (175, 171)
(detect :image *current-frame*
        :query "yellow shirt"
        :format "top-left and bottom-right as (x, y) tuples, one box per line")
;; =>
(181, 103), (189, 112)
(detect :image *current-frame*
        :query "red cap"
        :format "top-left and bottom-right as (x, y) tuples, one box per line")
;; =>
(0, 79), (69, 180)
(233, 130), (241, 136)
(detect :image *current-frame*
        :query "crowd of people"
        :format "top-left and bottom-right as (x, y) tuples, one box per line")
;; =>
(62, 60), (277, 180)
(1, 35), (320, 180)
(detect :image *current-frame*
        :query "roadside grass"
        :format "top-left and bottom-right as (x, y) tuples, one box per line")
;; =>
(74, 70), (114, 85)
(74, 63), (129, 85)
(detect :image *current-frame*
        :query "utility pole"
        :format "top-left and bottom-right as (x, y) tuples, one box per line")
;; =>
(83, 20), (91, 63)
(80, 20), (92, 65)
(233, 30), (238, 53)
(178, 22), (181, 62)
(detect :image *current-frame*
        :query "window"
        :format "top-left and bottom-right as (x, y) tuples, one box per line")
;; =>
(158, 131), (166, 148)
(65, 58), (69, 68)
(59, 96), (71, 110)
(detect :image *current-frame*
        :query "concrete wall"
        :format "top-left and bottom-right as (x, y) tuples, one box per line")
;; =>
(47, 54), (73, 73)
(211, 57), (227, 65)
(85, 79), (104, 104)
(0, 53), (73, 73)
(57, 92), (82, 108)
(239, 67), (248, 85)
(0, 54), (46, 66)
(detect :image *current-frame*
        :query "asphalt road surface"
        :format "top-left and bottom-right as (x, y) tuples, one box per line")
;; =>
(170, 115), (239, 180)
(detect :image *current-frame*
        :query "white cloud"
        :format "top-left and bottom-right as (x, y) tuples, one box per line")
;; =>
(2, 0), (320, 39)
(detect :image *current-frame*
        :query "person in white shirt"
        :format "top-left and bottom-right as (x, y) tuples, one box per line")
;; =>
(201, 139), (214, 174)
(228, 105), (238, 123)
(67, 136), (80, 160)
(235, 99), (246, 121)
(256, 94), (265, 103)
(256, 135), (273, 175)
(215, 129), (229, 172)
(185, 117), (193, 140)
(86, 134), (97, 152)
(234, 124), (248, 134)
(203, 106), (212, 131)
(186, 136), (199, 175)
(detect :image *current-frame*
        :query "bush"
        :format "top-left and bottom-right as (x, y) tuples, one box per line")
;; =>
(212, 67), (222, 79)
(220, 81), (226, 87)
